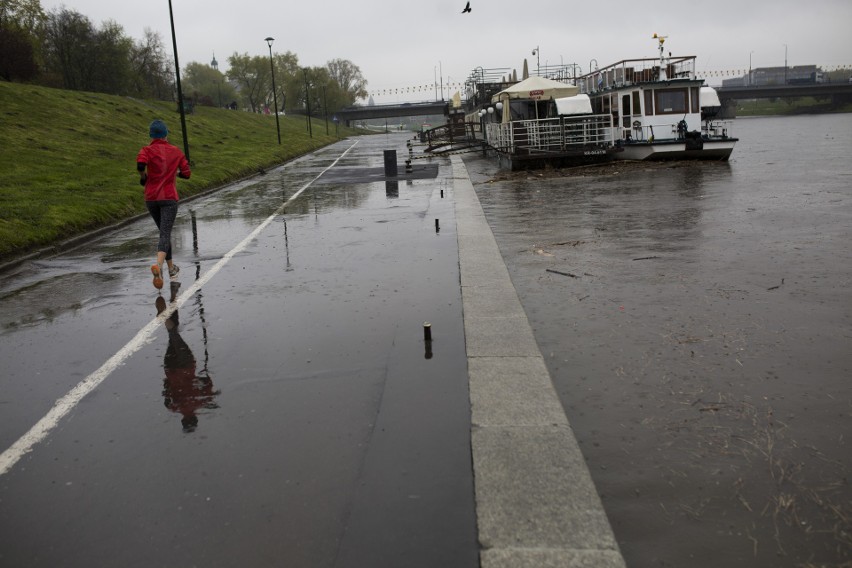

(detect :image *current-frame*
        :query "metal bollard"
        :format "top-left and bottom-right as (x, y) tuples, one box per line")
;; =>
(383, 150), (397, 177)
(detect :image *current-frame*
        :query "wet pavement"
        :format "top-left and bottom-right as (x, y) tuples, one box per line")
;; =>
(0, 135), (477, 567)
(3, 115), (848, 568)
(462, 114), (852, 567)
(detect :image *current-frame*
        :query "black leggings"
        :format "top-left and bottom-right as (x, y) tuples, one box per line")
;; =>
(146, 200), (178, 261)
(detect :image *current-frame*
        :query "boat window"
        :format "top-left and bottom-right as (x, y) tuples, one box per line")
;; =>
(691, 87), (699, 113)
(644, 90), (654, 115)
(654, 88), (688, 114)
(632, 91), (641, 115)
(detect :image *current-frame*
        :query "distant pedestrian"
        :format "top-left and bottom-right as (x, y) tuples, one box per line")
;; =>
(137, 119), (191, 289)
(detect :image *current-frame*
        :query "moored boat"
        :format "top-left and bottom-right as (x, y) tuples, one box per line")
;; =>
(474, 75), (622, 170)
(577, 35), (738, 161)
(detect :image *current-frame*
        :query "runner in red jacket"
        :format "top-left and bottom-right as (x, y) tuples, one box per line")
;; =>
(137, 120), (191, 289)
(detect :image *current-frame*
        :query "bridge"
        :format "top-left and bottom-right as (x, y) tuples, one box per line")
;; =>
(335, 83), (852, 124)
(336, 101), (448, 126)
(715, 82), (852, 117)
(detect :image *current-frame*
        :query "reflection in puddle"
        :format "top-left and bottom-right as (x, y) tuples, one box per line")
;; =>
(385, 180), (399, 198)
(157, 282), (219, 432)
(1, 272), (121, 330)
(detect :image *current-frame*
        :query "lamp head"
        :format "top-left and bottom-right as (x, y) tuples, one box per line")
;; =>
(265, 37), (274, 47)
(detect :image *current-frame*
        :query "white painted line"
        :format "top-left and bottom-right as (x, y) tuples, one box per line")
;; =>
(0, 140), (360, 476)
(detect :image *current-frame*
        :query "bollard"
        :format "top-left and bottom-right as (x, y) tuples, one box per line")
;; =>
(405, 159), (413, 173)
(423, 322), (432, 341)
(383, 150), (398, 177)
(435, 219), (440, 233)
(440, 189), (444, 198)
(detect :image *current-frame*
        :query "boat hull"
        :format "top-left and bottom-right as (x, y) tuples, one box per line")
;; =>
(497, 146), (621, 171)
(615, 139), (738, 161)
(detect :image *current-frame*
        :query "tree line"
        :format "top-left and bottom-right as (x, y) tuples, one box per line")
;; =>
(0, 0), (368, 114)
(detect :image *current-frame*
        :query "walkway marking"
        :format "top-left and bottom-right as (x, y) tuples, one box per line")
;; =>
(0, 140), (360, 477)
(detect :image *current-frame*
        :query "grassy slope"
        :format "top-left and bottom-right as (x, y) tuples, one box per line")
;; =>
(0, 81), (362, 261)
(736, 96), (852, 116)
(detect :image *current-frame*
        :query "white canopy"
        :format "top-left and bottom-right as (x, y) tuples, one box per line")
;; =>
(491, 76), (580, 103)
(555, 94), (592, 115)
(699, 86), (721, 108)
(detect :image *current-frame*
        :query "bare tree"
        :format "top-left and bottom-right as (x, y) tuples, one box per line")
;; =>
(129, 28), (173, 100)
(226, 52), (268, 112)
(41, 8), (133, 94)
(0, 25), (37, 80)
(183, 61), (235, 107)
(42, 8), (94, 90)
(0, 0), (45, 31)
(326, 58), (368, 105)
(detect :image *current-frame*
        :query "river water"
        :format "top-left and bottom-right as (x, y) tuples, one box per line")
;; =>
(462, 114), (852, 567)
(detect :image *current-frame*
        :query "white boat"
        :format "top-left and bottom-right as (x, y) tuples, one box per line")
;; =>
(577, 35), (737, 161)
(475, 75), (621, 170)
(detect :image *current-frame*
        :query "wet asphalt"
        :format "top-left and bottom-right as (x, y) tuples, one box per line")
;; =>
(3, 115), (849, 568)
(0, 135), (477, 568)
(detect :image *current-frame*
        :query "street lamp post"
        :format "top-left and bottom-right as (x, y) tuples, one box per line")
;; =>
(439, 61), (444, 101)
(322, 85), (329, 135)
(264, 37), (281, 145)
(303, 68), (313, 138)
(784, 44), (788, 85)
(749, 51), (753, 86)
(532, 46), (540, 76)
(167, 0), (190, 161)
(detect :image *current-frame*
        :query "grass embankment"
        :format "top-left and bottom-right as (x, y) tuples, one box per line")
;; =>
(736, 96), (852, 116)
(0, 81), (364, 262)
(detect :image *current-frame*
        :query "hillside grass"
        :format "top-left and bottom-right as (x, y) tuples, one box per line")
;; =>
(736, 96), (852, 116)
(0, 81), (364, 261)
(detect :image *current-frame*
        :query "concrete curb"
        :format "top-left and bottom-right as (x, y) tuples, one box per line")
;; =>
(451, 155), (626, 568)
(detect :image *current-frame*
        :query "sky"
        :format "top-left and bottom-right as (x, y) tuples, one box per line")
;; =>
(40, 0), (852, 103)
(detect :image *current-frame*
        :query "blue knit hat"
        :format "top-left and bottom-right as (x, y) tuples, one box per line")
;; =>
(149, 120), (168, 139)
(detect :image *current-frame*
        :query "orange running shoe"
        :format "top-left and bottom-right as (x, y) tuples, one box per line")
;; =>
(151, 264), (164, 289)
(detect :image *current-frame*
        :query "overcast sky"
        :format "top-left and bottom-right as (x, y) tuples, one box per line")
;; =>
(41, 0), (852, 102)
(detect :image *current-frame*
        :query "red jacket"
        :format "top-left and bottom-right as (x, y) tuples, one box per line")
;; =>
(137, 139), (191, 201)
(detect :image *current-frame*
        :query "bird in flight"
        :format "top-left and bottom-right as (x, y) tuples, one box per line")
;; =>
(462, 1), (471, 13)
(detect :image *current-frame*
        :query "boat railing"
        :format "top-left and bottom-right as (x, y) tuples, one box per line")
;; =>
(618, 120), (735, 142)
(578, 56), (697, 94)
(484, 114), (614, 154)
(701, 120), (734, 139)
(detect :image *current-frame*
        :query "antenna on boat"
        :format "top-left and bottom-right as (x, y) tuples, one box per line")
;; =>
(652, 33), (669, 80)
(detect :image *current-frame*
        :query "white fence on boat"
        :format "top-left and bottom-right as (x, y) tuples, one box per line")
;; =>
(484, 114), (614, 154)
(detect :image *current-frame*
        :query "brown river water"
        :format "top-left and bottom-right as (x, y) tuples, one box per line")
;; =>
(462, 114), (851, 567)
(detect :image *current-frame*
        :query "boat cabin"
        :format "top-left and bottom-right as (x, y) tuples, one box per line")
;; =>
(577, 55), (706, 142)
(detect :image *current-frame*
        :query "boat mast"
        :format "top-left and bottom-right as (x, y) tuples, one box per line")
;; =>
(652, 33), (668, 80)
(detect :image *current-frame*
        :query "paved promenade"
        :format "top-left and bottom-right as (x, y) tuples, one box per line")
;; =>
(0, 137), (626, 567)
(452, 156), (625, 567)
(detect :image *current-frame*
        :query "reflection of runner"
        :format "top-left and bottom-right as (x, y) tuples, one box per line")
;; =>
(156, 284), (219, 432)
